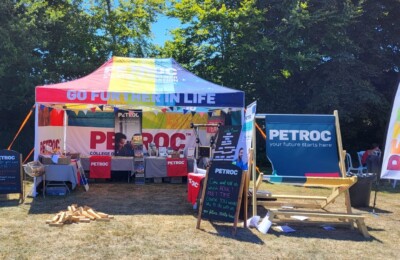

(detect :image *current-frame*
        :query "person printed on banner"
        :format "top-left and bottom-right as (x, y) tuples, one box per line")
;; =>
(361, 143), (381, 173)
(114, 132), (133, 156)
(233, 147), (248, 170)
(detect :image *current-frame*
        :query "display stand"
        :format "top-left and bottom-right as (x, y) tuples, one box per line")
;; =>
(132, 135), (145, 184)
(190, 123), (220, 166)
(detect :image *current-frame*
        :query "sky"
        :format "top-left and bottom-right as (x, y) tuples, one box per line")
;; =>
(151, 16), (181, 46)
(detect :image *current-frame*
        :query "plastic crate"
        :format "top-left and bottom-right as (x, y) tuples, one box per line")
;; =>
(46, 186), (68, 196)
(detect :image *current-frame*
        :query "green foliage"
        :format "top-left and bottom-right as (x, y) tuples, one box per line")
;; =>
(1, 0), (400, 160)
(161, 0), (400, 154)
(88, 0), (165, 57)
(0, 0), (165, 157)
(0, 0), (41, 154)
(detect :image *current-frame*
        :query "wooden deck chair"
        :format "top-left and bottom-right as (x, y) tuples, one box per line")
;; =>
(250, 110), (369, 237)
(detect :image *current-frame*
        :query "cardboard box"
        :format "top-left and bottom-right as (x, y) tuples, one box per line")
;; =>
(39, 155), (71, 165)
(57, 156), (71, 165)
(66, 152), (80, 159)
(39, 155), (52, 164)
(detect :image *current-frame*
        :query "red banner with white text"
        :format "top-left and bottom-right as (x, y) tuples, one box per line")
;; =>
(89, 156), (111, 179)
(166, 158), (188, 177)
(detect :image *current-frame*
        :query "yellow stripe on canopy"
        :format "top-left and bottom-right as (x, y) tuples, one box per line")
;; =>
(108, 57), (157, 106)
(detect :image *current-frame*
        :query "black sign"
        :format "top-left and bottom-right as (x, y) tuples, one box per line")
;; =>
(212, 125), (241, 161)
(0, 150), (22, 194)
(201, 161), (244, 223)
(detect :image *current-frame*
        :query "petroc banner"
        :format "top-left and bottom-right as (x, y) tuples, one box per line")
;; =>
(66, 127), (198, 156)
(265, 114), (340, 177)
(381, 82), (400, 180)
(38, 126), (65, 154)
(66, 126), (115, 156)
(66, 110), (210, 156)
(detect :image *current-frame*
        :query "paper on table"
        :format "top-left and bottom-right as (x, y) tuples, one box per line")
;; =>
(276, 225), (296, 233)
(290, 215), (308, 221)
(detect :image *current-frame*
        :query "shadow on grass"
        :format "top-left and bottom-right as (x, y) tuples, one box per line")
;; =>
(196, 222), (264, 244)
(267, 224), (382, 242)
(372, 182), (400, 194)
(27, 183), (198, 216)
(353, 206), (392, 214)
(0, 198), (22, 207)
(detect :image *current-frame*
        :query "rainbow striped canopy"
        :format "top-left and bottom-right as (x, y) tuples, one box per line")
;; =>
(36, 57), (244, 109)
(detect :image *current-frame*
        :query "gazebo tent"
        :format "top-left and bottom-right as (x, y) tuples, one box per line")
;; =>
(34, 57), (245, 159)
(35, 57), (244, 108)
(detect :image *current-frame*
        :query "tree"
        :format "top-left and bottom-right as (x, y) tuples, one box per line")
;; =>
(0, 0), (165, 158)
(88, 0), (165, 57)
(162, 0), (400, 153)
(0, 0), (42, 154)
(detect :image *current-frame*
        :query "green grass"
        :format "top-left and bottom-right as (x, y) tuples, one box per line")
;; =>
(0, 180), (399, 259)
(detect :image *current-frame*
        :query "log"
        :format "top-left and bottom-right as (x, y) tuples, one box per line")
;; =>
(71, 216), (81, 223)
(56, 212), (66, 223)
(79, 218), (91, 223)
(82, 210), (95, 220)
(51, 214), (60, 222)
(96, 218), (110, 222)
(49, 222), (64, 227)
(46, 204), (112, 226)
(87, 209), (102, 219)
(96, 212), (109, 218)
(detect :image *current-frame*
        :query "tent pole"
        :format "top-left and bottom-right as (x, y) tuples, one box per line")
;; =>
(34, 104), (39, 160)
(63, 109), (68, 153)
(252, 119), (257, 217)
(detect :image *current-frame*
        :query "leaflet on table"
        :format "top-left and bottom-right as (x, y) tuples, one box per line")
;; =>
(159, 147), (167, 157)
(187, 147), (195, 158)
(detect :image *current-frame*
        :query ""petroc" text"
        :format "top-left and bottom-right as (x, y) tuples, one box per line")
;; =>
(269, 129), (331, 142)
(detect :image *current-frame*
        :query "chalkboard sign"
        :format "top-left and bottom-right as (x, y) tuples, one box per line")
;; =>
(0, 150), (23, 196)
(197, 161), (245, 232)
(212, 125), (241, 161)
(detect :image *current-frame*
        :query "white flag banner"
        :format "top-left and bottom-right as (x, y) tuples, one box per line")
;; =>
(245, 101), (257, 154)
(381, 82), (400, 180)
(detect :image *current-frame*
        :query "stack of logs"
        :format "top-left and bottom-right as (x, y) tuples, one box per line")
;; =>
(46, 204), (114, 227)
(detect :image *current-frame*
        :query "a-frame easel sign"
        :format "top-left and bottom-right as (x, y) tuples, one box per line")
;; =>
(0, 149), (24, 202)
(196, 161), (246, 235)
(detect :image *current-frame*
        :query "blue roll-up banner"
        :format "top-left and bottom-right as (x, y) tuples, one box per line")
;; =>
(265, 114), (341, 177)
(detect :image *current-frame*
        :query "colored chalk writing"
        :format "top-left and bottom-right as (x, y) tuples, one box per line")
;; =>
(201, 161), (244, 223)
(0, 150), (22, 194)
